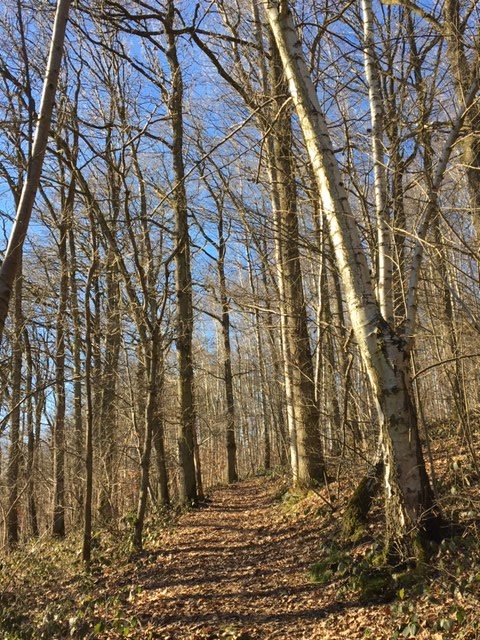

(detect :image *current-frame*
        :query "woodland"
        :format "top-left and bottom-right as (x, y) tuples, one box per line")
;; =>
(0, 0), (479, 638)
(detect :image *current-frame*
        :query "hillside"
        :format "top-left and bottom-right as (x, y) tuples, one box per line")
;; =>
(2, 441), (480, 639)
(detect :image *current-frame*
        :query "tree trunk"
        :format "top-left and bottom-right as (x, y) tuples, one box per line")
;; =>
(0, 0), (72, 342)
(268, 35), (324, 487)
(266, 0), (441, 557)
(247, 247), (272, 471)
(24, 329), (38, 537)
(362, 0), (393, 323)
(218, 206), (238, 483)
(251, 2), (296, 475)
(166, 0), (198, 504)
(152, 377), (170, 507)
(443, 0), (480, 245)
(6, 268), (23, 549)
(133, 336), (159, 550)
(98, 249), (121, 521)
(99, 120), (122, 520)
(82, 260), (95, 566)
(68, 223), (84, 522)
(52, 209), (69, 538)
(260, 260), (289, 466)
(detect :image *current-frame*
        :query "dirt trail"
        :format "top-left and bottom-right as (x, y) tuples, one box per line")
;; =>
(119, 478), (371, 639)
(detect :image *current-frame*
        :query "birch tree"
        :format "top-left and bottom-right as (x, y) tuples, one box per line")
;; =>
(264, 0), (470, 558)
(361, 0), (393, 324)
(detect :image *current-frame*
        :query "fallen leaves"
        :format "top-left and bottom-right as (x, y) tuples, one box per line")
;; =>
(3, 465), (480, 640)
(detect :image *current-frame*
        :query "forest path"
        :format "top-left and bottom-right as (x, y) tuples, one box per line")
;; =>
(118, 477), (372, 639)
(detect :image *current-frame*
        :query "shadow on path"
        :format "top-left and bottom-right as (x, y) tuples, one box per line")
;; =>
(119, 478), (373, 639)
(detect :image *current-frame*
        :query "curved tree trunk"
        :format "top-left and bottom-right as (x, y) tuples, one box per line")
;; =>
(0, 0), (72, 343)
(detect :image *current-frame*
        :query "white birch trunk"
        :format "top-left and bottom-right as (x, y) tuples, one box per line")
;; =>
(265, 0), (441, 555)
(251, 1), (299, 478)
(361, 0), (393, 324)
(271, 172), (299, 480)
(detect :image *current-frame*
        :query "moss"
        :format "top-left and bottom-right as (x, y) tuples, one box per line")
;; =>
(309, 561), (335, 585)
(309, 537), (430, 604)
(350, 544), (429, 603)
(383, 530), (438, 568)
(309, 546), (350, 584)
(282, 490), (301, 506)
(371, 550), (388, 567)
(342, 460), (383, 541)
(394, 567), (425, 595)
(342, 478), (371, 539)
(355, 568), (396, 603)
(279, 488), (308, 514)
(413, 535), (431, 565)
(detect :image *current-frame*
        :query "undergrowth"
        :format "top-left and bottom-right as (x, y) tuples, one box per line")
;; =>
(0, 511), (175, 640)
(2, 434), (480, 640)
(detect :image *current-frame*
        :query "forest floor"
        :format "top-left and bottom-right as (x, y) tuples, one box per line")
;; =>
(2, 432), (480, 639)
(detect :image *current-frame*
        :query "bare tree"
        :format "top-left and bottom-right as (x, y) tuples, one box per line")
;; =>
(0, 0), (72, 342)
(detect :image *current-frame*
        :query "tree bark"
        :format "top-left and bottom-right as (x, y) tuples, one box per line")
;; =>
(82, 259), (96, 566)
(98, 248), (121, 521)
(6, 268), (23, 549)
(24, 329), (38, 537)
(0, 0), (72, 342)
(166, 0), (198, 504)
(247, 247), (272, 471)
(217, 203), (238, 483)
(52, 196), (69, 538)
(268, 35), (325, 487)
(443, 0), (480, 245)
(133, 335), (160, 550)
(266, 0), (441, 557)
(68, 223), (84, 522)
(361, 0), (393, 323)
(152, 365), (170, 507)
